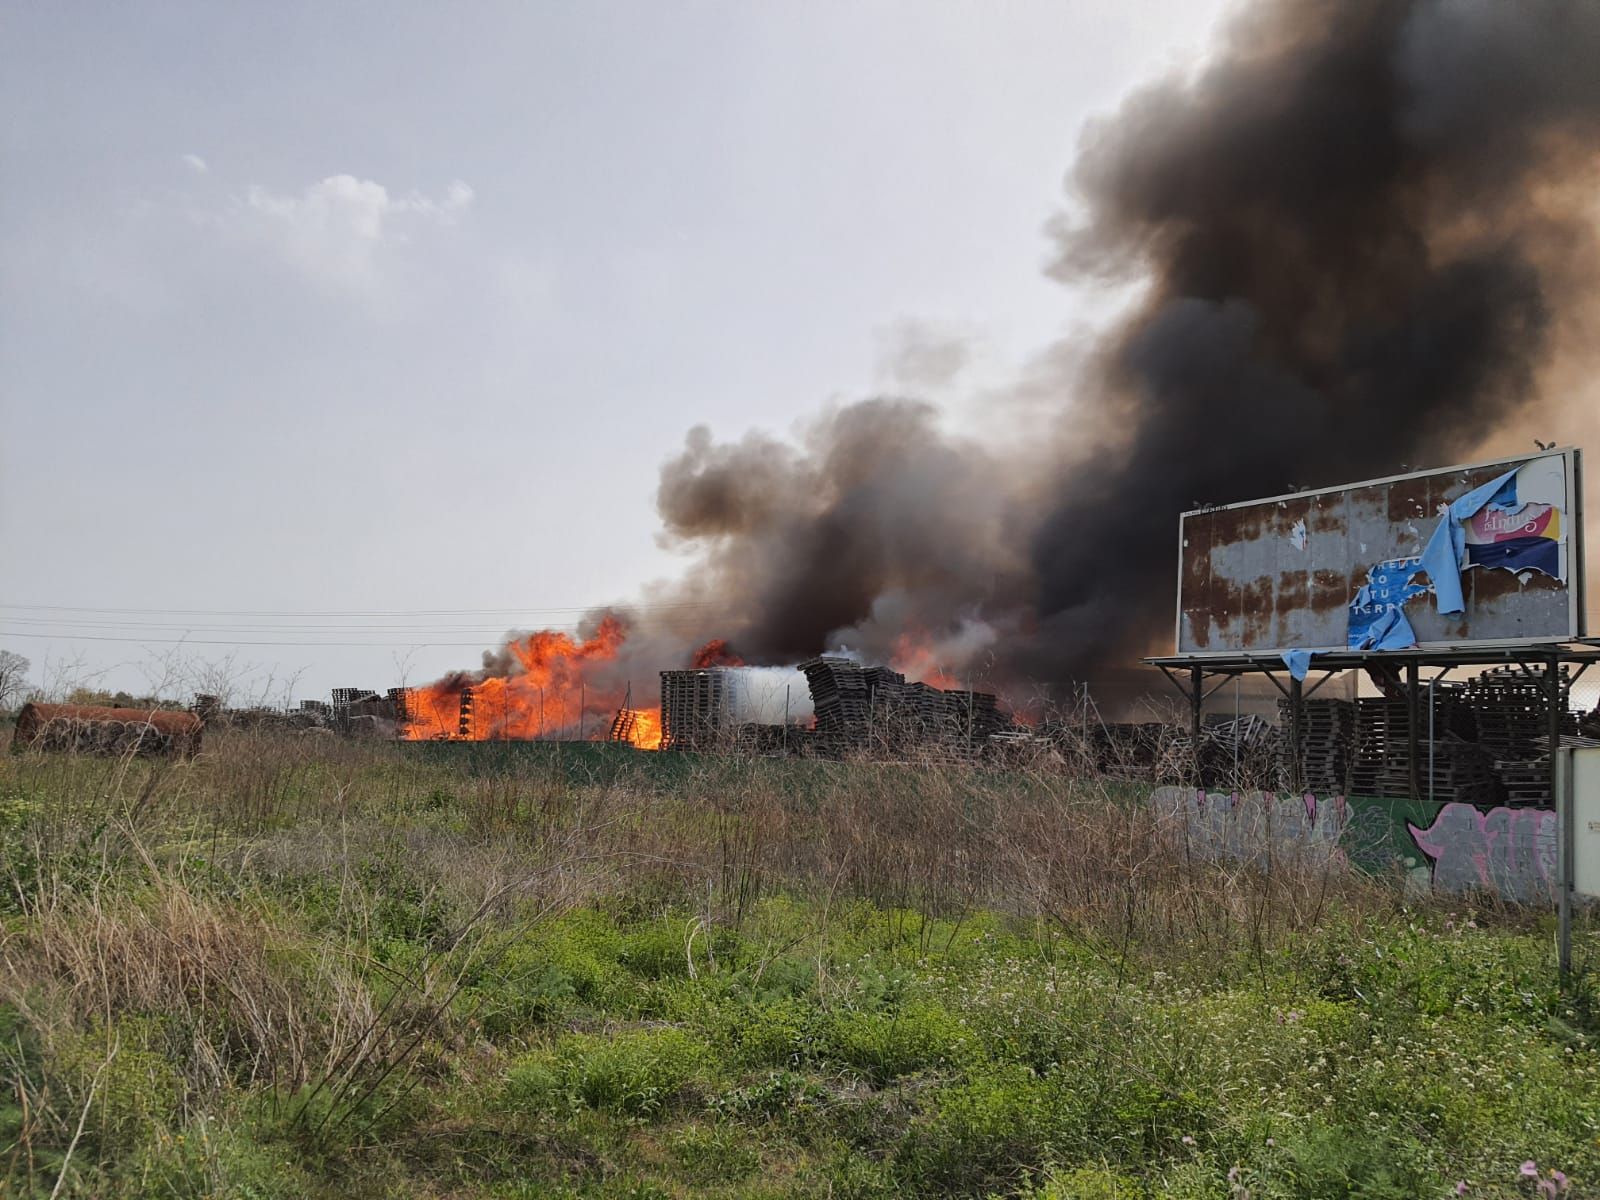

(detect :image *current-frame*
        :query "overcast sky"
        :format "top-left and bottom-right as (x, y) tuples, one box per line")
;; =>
(0, 1), (1231, 701)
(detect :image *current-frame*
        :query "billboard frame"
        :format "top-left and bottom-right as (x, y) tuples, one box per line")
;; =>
(1173, 446), (1586, 658)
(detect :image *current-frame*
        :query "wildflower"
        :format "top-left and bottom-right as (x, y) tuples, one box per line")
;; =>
(1522, 1162), (1540, 1178)
(1266, 1138), (1275, 1147)
(1456, 1184), (1468, 1196)
(1182, 1135), (1196, 1146)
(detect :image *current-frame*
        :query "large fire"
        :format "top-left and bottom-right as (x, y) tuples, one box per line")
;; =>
(401, 609), (983, 749)
(402, 613), (664, 748)
(690, 638), (744, 668)
(889, 630), (963, 691)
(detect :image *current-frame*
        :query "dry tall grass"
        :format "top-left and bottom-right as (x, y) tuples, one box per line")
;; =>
(0, 725), (1406, 1183)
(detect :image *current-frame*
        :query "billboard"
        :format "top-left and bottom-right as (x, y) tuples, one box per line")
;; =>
(1176, 448), (1584, 655)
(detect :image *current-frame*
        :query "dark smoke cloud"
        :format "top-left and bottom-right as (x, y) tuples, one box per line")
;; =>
(652, 0), (1600, 693)
(656, 400), (1029, 668)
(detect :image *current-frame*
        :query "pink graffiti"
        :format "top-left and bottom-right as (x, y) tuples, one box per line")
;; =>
(1407, 804), (1556, 904)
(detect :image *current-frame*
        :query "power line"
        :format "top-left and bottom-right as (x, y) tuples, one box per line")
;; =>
(0, 600), (722, 618)
(0, 631), (513, 648)
(0, 616), (727, 639)
(0, 616), (599, 634)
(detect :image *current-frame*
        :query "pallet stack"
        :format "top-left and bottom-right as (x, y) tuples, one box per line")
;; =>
(796, 658), (1015, 759)
(1494, 758), (1551, 806)
(1278, 698), (1356, 794)
(1465, 666), (1573, 806)
(607, 708), (640, 744)
(942, 690), (1008, 741)
(1464, 666), (1569, 759)
(1195, 715), (1280, 788)
(799, 657), (871, 741)
(1349, 685), (1481, 798)
(660, 668), (732, 751)
(1373, 735), (1500, 806)
(1350, 696), (1407, 796)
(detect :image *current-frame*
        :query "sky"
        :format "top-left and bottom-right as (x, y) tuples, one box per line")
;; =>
(0, 0), (1232, 703)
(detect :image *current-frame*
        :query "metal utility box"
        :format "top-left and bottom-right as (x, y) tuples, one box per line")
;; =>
(1557, 746), (1600, 976)
(1559, 746), (1600, 901)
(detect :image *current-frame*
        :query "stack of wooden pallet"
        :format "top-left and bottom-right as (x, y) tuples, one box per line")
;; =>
(1465, 666), (1568, 756)
(659, 668), (731, 751)
(1374, 735), (1500, 806)
(1350, 697), (1406, 795)
(799, 657), (871, 739)
(1278, 698), (1356, 795)
(1494, 758), (1551, 806)
(1348, 685), (1484, 798)
(1465, 666), (1572, 805)
(606, 708), (641, 744)
(796, 658), (1017, 759)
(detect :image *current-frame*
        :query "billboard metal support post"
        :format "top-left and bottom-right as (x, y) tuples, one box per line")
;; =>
(1189, 665), (1203, 785)
(1406, 659), (1421, 804)
(1288, 675), (1303, 795)
(1548, 651), (1563, 810)
(1428, 674), (1438, 805)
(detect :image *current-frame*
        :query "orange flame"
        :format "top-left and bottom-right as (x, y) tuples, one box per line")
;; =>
(612, 707), (663, 750)
(690, 638), (744, 668)
(889, 630), (962, 690)
(401, 612), (662, 747)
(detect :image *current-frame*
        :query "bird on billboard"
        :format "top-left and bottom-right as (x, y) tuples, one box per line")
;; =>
(1535, 439), (1554, 450)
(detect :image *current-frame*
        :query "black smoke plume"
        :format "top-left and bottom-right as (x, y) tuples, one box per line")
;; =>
(656, 0), (1600, 694)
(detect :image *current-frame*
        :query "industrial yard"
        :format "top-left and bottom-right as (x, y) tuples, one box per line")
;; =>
(11, 434), (1600, 1195)
(11, 0), (1600, 1195)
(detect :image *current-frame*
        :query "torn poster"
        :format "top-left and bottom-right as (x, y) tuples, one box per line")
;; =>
(1417, 465), (1526, 615)
(1464, 502), (1561, 576)
(1351, 606), (1418, 652)
(1281, 649), (1313, 681)
(1348, 557), (1427, 650)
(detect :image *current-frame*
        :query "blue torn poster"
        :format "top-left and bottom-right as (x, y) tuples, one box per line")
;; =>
(1347, 557), (1427, 650)
(1281, 649), (1313, 681)
(1351, 606), (1418, 652)
(1417, 466), (1521, 615)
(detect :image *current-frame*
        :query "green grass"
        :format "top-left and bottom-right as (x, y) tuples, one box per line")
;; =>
(0, 732), (1596, 1198)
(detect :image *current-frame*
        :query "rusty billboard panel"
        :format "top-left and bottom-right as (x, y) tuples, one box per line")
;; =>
(1177, 448), (1584, 655)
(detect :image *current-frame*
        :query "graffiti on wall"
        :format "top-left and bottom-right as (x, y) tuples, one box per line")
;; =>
(1148, 787), (1558, 905)
(1407, 804), (1556, 905)
(1149, 787), (1347, 870)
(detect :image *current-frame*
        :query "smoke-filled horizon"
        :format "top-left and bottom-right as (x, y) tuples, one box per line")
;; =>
(641, 0), (1600, 695)
(428, 0), (1600, 709)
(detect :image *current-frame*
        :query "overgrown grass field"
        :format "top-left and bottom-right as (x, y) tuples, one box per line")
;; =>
(1, 733), (1596, 1198)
